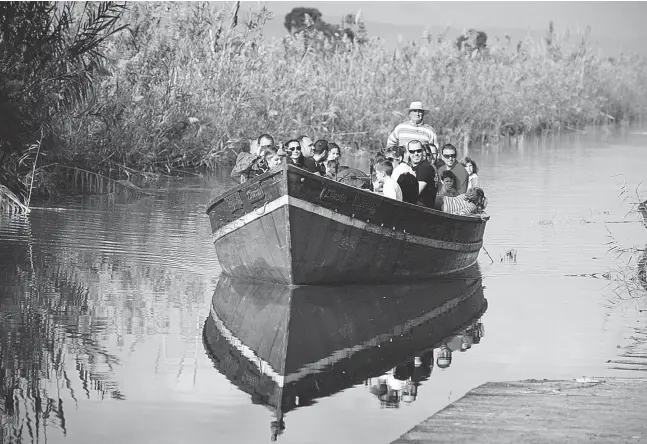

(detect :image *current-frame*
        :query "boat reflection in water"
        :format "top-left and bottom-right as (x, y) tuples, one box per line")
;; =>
(202, 268), (487, 441)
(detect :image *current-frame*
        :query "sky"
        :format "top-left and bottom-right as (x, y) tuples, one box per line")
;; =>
(243, 1), (647, 54)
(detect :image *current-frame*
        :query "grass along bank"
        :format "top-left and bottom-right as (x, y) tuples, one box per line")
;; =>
(2, 2), (647, 212)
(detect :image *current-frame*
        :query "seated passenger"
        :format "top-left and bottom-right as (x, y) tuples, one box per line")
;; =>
(325, 159), (339, 180)
(285, 139), (305, 167)
(385, 146), (415, 184)
(303, 140), (328, 175)
(263, 147), (282, 170)
(251, 133), (275, 155)
(441, 187), (487, 216)
(327, 143), (341, 162)
(230, 152), (264, 184)
(439, 170), (459, 197)
(461, 156), (480, 190)
(374, 160), (403, 201)
(408, 140), (437, 208)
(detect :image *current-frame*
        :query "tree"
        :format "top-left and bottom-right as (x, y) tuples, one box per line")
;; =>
(284, 7), (322, 34)
(456, 29), (488, 54)
(283, 7), (357, 46)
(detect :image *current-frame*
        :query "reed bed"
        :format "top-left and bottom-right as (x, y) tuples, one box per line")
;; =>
(3, 2), (647, 210)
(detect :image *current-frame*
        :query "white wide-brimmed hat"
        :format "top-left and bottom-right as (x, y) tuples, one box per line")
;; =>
(406, 101), (430, 114)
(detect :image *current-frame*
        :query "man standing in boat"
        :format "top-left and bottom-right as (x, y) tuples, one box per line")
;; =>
(386, 101), (438, 149)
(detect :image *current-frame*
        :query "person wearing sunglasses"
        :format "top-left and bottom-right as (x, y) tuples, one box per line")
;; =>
(386, 101), (438, 150)
(284, 139), (305, 167)
(436, 144), (469, 194)
(407, 140), (437, 208)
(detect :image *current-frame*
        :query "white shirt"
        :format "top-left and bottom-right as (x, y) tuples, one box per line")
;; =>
(382, 176), (403, 201)
(392, 163), (415, 184)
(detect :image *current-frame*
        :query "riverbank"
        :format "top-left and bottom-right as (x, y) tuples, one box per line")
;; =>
(391, 378), (647, 444)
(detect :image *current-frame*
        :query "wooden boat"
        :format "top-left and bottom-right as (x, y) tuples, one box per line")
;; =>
(205, 163), (489, 285)
(202, 271), (487, 441)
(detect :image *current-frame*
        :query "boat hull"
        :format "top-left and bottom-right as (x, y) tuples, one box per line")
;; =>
(207, 164), (488, 285)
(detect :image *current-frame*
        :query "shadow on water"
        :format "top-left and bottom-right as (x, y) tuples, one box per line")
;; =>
(202, 267), (487, 442)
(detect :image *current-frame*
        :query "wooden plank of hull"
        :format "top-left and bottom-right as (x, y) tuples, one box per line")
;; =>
(288, 205), (480, 284)
(214, 205), (292, 284)
(202, 273), (487, 416)
(206, 164), (488, 284)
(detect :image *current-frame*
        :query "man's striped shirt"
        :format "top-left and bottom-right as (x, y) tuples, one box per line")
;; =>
(386, 121), (438, 149)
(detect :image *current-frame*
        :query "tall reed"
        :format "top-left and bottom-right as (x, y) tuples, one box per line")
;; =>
(10, 2), (647, 198)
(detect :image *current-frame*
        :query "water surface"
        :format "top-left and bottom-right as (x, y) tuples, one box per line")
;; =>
(1, 128), (646, 444)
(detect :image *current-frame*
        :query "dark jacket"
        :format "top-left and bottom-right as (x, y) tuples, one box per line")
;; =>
(303, 157), (325, 175)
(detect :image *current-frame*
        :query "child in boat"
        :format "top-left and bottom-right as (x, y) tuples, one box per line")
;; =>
(461, 157), (480, 190)
(374, 160), (403, 201)
(441, 187), (487, 216)
(438, 170), (459, 197)
(324, 159), (339, 180)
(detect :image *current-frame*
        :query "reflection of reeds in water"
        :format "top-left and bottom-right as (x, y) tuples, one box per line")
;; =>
(607, 326), (647, 373)
(1, 271), (110, 442)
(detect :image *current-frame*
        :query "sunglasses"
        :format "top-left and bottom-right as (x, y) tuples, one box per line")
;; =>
(409, 149), (424, 154)
(443, 153), (457, 159)
(287, 146), (301, 151)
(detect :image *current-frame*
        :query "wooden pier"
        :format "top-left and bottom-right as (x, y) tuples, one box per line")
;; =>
(392, 378), (647, 444)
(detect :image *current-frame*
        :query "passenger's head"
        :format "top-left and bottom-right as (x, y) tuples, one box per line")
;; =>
(441, 144), (458, 167)
(407, 101), (428, 125)
(374, 160), (394, 182)
(268, 154), (283, 169)
(385, 146), (403, 166)
(407, 140), (425, 166)
(464, 187), (487, 212)
(285, 139), (302, 160)
(312, 140), (329, 162)
(328, 143), (341, 162)
(297, 135), (314, 157)
(440, 170), (458, 190)
(257, 134), (274, 151)
(325, 159), (339, 176)
(462, 156), (478, 175)
(263, 146), (278, 162)
(428, 143), (439, 162)
(422, 143), (432, 160)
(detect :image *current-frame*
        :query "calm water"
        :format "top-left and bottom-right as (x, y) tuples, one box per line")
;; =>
(1, 128), (646, 444)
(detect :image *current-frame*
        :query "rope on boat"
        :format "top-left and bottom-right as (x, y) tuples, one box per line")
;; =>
(254, 201), (269, 215)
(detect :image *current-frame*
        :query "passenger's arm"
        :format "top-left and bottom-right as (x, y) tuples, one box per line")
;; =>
(386, 127), (399, 148)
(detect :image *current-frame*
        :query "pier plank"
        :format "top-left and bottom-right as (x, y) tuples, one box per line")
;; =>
(392, 378), (647, 444)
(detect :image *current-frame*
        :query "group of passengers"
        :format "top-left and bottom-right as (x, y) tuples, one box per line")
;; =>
(230, 100), (486, 217)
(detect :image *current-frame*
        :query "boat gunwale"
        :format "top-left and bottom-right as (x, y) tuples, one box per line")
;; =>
(205, 163), (490, 225)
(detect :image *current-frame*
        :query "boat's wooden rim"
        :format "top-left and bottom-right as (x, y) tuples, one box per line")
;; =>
(205, 164), (490, 224)
(211, 194), (483, 252)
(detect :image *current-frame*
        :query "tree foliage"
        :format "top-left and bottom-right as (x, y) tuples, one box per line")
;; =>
(283, 7), (358, 46)
(0, 1), (126, 204)
(456, 29), (488, 55)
